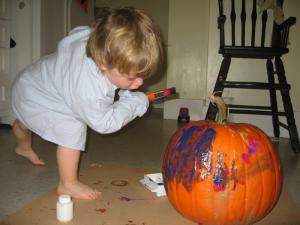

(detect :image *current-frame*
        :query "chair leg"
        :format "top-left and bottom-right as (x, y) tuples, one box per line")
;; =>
(206, 57), (231, 120)
(275, 57), (300, 153)
(267, 59), (280, 138)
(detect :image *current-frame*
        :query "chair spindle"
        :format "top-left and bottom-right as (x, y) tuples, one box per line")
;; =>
(230, 0), (236, 46)
(261, 10), (268, 47)
(251, 0), (257, 47)
(241, 0), (246, 46)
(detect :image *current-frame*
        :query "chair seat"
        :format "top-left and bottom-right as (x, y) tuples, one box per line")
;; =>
(220, 46), (289, 59)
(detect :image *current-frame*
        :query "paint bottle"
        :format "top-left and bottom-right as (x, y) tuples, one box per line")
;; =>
(56, 194), (73, 222)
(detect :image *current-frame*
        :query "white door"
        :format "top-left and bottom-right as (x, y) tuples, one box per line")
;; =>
(0, 0), (40, 125)
(0, 0), (11, 118)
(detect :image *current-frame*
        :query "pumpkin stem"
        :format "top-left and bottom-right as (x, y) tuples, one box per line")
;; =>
(209, 93), (228, 124)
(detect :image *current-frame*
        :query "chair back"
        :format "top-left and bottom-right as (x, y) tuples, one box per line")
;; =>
(217, 0), (295, 51)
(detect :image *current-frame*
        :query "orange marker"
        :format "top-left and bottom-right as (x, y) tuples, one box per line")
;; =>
(147, 87), (176, 101)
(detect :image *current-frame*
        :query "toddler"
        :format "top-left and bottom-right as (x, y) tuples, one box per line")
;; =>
(11, 7), (163, 200)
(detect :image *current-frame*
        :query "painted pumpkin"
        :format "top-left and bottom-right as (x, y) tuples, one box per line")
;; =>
(162, 97), (282, 225)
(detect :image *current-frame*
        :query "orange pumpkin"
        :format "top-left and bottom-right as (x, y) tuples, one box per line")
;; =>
(162, 97), (282, 225)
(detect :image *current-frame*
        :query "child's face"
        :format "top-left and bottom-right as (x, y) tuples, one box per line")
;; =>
(100, 65), (144, 90)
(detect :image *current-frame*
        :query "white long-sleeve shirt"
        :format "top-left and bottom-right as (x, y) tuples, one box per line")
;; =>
(11, 26), (149, 150)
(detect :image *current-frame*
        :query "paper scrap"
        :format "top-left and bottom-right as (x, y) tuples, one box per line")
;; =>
(140, 173), (166, 197)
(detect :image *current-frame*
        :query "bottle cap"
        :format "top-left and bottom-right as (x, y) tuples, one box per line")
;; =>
(58, 194), (71, 204)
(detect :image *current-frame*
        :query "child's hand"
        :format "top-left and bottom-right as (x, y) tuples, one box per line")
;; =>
(118, 90), (149, 117)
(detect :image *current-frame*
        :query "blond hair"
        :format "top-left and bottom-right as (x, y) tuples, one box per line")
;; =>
(86, 7), (164, 79)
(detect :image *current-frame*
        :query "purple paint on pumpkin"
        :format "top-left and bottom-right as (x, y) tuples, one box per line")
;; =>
(242, 153), (250, 163)
(241, 136), (261, 164)
(248, 137), (260, 155)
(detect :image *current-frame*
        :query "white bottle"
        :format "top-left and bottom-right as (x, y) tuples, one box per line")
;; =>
(56, 194), (73, 222)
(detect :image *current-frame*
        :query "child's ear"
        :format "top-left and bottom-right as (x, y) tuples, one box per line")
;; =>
(99, 64), (107, 71)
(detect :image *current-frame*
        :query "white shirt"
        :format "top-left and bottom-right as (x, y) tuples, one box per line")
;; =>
(11, 26), (149, 150)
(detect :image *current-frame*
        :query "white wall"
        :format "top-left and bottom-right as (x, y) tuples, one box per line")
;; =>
(40, 0), (66, 56)
(69, 0), (91, 30)
(163, 0), (209, 121)
(283, 0), (300, 111)
(166, 0), (209, 100)
(40, 0), (93, 56)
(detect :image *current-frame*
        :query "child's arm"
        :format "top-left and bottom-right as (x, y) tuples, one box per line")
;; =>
(71, 90), (148, 134)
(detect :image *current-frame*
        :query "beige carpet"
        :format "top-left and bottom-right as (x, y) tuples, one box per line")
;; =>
(1, 164), (300, 225)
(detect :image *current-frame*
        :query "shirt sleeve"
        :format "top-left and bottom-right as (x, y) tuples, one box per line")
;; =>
(71, 90), (149, 134)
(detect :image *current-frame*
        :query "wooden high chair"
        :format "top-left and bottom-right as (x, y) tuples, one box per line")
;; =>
(206, 0), (299, 153)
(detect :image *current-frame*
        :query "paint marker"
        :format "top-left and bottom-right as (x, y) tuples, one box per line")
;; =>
(147, 87), (176, 101)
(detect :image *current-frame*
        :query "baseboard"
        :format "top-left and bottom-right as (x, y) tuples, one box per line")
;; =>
(0, 115), (15, 126)
(151, 101), (164, 109)
(163, 99), (300, 138)
(163, 99), (206, 121)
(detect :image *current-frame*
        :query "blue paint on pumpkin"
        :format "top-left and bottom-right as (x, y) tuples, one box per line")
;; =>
(212, 151), (227, 191)
(163, 124), (217, 192)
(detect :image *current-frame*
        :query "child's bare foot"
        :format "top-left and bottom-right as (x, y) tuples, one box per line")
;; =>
(16, 147), (46, 166)
(57, 180), (102, 200)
